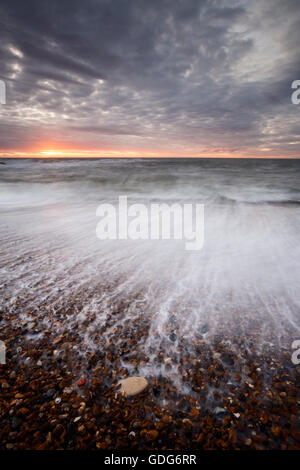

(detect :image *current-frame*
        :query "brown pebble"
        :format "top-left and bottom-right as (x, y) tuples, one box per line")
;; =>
(145, 430), (159, 441)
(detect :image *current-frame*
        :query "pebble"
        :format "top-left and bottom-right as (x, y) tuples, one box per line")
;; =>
(77, 378), (86, 387)
(213, 407), (226, 415)
(78, 425), (85, 434)
(145, 429), (159, 441)
(118, 377), (148, 397)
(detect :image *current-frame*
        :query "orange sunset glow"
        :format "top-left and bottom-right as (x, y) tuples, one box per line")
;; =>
(1, 147), (299, 159)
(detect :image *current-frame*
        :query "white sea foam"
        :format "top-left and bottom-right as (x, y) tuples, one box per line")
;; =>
(1, 158), (300, 388)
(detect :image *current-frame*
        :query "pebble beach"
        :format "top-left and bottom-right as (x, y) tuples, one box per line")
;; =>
(1, 282), (299, 450)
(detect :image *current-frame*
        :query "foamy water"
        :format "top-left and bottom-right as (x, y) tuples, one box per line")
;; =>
(1, 158), (300, 390)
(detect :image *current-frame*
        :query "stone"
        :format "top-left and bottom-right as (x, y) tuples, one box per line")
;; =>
(213, 407), (226, 415)
(77, 377), (86, 387)
(78, 424), (85, 434)
(118, 377), (148, 397)
(145, 429), (159, 441)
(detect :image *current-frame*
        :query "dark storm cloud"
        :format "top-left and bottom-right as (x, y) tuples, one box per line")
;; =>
(0, 0), (299, 156)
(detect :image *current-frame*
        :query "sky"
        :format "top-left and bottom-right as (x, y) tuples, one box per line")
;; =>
(0, 0), (299, 158)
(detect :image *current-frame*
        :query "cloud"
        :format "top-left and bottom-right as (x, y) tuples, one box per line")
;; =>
(0, 0), (299, 156)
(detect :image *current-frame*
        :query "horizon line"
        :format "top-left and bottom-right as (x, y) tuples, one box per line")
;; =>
(1, 155), (300, 160)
